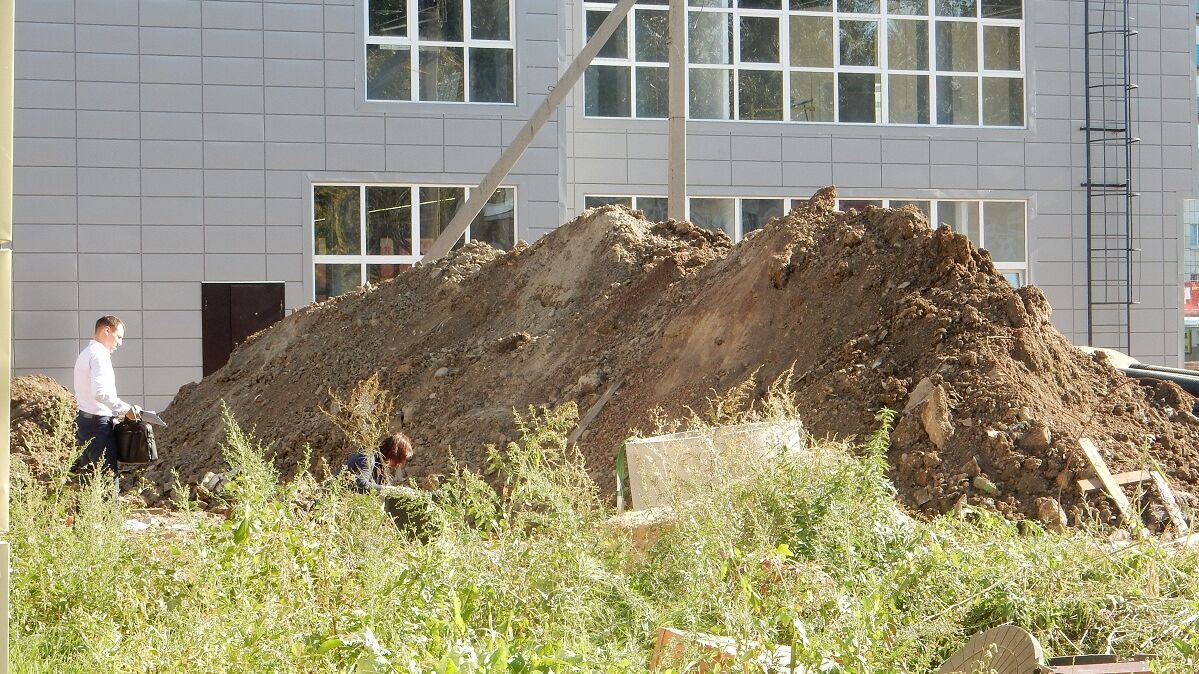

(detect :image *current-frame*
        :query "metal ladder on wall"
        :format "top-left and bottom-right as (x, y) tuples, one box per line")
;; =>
(1082, 0), (1139, 352)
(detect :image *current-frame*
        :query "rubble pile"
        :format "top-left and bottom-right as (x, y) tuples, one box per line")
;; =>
(138, 188), (1199, 526)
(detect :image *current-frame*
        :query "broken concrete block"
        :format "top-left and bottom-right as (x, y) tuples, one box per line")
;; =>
(919, 384), (954, 449)
(1035, 497), (1068, 532)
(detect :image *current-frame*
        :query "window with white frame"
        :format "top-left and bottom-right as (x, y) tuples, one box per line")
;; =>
(584, 194), (1027, 284)
(365, 0), (515, 103)
(314, 184), (517, 300)
(582, 0), (1023, 126)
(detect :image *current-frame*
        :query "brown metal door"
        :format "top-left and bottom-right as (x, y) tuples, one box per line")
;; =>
(201, 283), (285, 376)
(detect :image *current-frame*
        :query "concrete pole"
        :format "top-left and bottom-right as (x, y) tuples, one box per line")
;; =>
(0, 0), (13, 668)
(667, 0), (687, 221)
(423, 0), (640, 263)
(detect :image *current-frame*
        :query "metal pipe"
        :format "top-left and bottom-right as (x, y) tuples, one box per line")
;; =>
(1, 0), (14, 668)
(422, 0), (640, 263)
(1083, 0), (1094, 346)
(667, 0), (687, 221)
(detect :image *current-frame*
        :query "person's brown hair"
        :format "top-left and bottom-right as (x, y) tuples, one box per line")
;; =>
(379, 432), (414, 465)
(95, 315), (124, 332)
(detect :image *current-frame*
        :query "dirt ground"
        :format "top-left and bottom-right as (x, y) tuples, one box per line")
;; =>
(10, 374), (74, 457)
(134, 188), (1199, 528)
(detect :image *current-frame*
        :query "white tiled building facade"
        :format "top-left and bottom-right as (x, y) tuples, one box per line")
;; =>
(11, 0), (1197, 409)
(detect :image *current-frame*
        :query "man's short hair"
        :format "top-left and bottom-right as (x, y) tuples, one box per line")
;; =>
(95, 315), (124, 332)
(379, 432), (414, 465)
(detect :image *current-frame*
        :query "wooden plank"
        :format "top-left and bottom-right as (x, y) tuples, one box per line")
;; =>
(1078, 438), (1137, 526)
(1048, 663), (1151, 674)
(1149, 470), (1189, 534)
(1076, 469), (1152, 492)
(566, 377), (624, 447)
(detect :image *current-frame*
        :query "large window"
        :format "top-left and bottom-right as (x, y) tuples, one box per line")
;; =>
(583, 0), (1023, 126)
(584, 194), (1027, 283)
(314, 184), (517, 300)
(366, 0), (516, 103)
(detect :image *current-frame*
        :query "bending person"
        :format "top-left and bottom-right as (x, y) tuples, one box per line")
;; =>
(341, 432), (414, 493)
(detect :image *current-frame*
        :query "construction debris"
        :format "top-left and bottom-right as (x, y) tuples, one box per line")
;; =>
(131, 188), (1199, 525)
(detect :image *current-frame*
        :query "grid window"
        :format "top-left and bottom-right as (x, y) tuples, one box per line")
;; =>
(582, 0), (1023, 126)
(313, 184), (517, 301)
(584, 194), (1026, 284)
(365, 0), (516, 103)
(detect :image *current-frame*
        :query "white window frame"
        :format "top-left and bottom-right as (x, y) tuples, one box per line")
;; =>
(364, 0), (518, 104)
(313, 182), (518, 300)
(584, 193), (1028, 283)
(581, 0), (1025, 127)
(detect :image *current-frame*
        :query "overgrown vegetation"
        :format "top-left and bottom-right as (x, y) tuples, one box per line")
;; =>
(10, 385), (1199, 673)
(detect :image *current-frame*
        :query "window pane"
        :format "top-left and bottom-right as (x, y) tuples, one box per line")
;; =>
(366, 45), (411, 101)
(1001, 271), (1022, 287)
(790, 16), (833, 67)
(636, 66), (669, 118)
(888, 74), (929, 123)
(586, 196), (633, 209)
(689, 198), (736, 237)
(471, 188), (515, 250)
(791, 0), (833, 10)
(791, 71), (834, 121)
(469, 48), (514, 102)
(418, 46), (465, 101)
(636, 9), (669, 62)
(418, 0), (463, 41)
(315, 264), (361, 302)
(369, 263), (412, 284)
(982, 77), (1023, 126)
(840, 20), (878, 67)
(888, 20), (929, 70)
(366, 186), (412, 256)
(838, 72), (879, 123)
(585, 65), (632, 116)
(314, 186), (360, 255)
(741, 199), (784, 234)
(981, 0), (1021, 18)
(419, 187), (466, 253)
(690, 0), (733, 6)
(636, 197), (669, 222)
(470, 0), (509, 40)
(740, 16), (780, 63)
(838, 0), (879, 12)
(938, 200), (980, 246)
(983, 201), (1025, 263)
(936, 21), (977, 71)
(739, 0), (782, 8)
(369, 0), (408, 37)
(888, 0), (928, 14)
(839, 199), (883, 210)
(689, 11), (733, 64)
(935, 0), (976, 16)
(936, 75), (978, 124)
(689, 68), (735, 119)
(983, 25), (1020, 71)
(891, 200), (932, 218)
(588, 10), (628, 60)
(739, 70), (783, 120)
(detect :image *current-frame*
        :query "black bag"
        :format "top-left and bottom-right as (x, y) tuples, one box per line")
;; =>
(115, 418), (158, 464)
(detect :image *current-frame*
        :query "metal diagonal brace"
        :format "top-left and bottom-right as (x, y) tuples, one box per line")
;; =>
(422, 0), (640, 263)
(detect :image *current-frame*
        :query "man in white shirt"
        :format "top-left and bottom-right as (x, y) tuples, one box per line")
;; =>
(70, 315), (140, 488)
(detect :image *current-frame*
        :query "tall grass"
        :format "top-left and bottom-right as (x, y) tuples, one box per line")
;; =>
(10, 397), (1199, 673)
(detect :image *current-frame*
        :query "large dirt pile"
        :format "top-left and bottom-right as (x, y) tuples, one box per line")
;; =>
(144, 188), (1199, 526)
(10, 375), (74, 456)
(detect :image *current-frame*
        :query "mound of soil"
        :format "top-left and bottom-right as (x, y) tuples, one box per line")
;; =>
(145, 188), (1199, 527)
(10, 374), (75, 456)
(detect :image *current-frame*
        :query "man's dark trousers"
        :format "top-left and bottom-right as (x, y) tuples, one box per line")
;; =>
(71, 412), (118, 494)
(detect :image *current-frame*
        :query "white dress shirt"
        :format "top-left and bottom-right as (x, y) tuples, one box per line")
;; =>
(74, 339), (131, 417)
